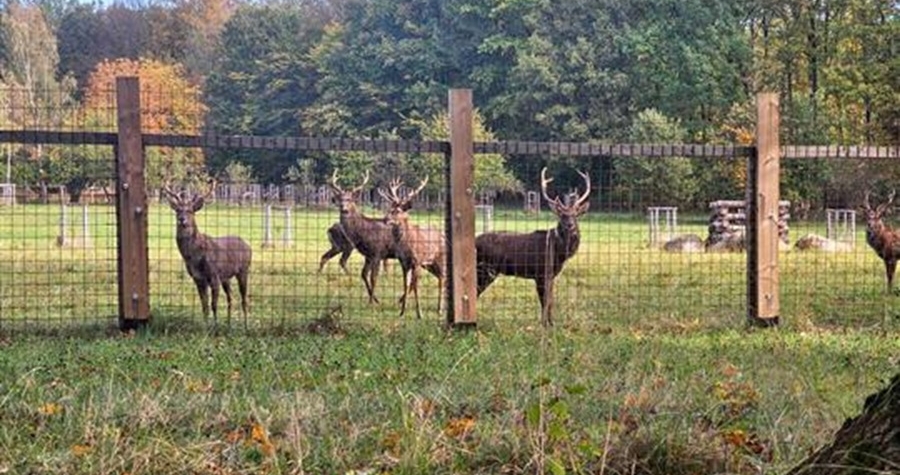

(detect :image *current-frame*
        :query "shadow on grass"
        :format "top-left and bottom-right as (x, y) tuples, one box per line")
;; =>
(0, 304), (393, 340)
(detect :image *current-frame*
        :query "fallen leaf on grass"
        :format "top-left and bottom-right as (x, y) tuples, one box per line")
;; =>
(38, 403), (62, 416)
(444, 416), (476, 439)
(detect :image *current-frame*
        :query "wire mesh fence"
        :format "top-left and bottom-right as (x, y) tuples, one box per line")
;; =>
(1, 83), (898, 334)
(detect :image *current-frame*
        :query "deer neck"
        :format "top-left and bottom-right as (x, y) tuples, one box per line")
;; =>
(867, 221), (889, 247)
(553, 221), (581, 259)
(176, 224), (209, 258)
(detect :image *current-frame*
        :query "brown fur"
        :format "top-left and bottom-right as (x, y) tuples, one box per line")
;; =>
(863, 191), (900, 292)
(475, 168), (590, 326)
(163, 182), (252, 329)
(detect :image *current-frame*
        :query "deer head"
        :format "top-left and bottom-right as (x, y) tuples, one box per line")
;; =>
(330, 169), (370, 216)
(863, 190), (895, 231)
(541, 167), (590, 236)
(162, 179), (217, 237)
(378, 175), (429, 223)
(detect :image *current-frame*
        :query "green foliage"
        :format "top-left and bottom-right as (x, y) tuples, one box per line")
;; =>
(223, 160), (254, 185)
(407, 110), (521, 195)
(613, 109), (697, 207)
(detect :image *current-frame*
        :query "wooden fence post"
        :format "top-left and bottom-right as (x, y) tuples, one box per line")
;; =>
(115, 76), (150, 330)
(447, 89), (477, 326)
(747, 92), (780, 327)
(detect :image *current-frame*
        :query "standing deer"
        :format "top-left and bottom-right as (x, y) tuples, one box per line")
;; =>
(163, 180), (252, 329)
(329, 170), (399, 304)
(378, 177), (446, 319)
(476, 167), (590, 326)
(863, 190), (900, 293)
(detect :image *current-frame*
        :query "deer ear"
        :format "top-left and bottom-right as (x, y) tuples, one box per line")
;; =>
(576, 200), (590, 216)
(401, 201), (413, 211)
(192, 197), (205, 212)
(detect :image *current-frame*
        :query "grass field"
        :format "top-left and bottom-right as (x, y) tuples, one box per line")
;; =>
(1, 202), (898, 473)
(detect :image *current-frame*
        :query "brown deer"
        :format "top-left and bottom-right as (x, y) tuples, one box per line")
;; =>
(476, 167), (590, 326)
(863, 190), (900, 293)
(318, 222), (356, 274)
(329, 170), (399, 304)
(378, 177), (446, 319)
(162, 180), (252, 329)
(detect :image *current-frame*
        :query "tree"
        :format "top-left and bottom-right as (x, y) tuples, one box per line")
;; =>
(81, 57), (206, 191)
(204, 2), (333, 183)
(613, 109), (696, 208)
(787, 372), (900, 475)
(172, 0), (236, 83)
(0, 2), (78, 201)
(404, 110), (521, 196)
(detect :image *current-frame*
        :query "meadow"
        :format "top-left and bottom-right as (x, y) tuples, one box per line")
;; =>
(0, 202), (898, 474)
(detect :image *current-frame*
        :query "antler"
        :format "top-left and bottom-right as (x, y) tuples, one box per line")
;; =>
(864, 191), (872, 211)
(330, 170), (344, 194)
(195, 177), (217, 205)
(877, 189), (897, 216)
(407, 176), (429, 202)
(331, 169), (370, 195)
(351, 170), (370, 194)
(377, 177), (404, 205)
(540, 167), (564, 211)
(573, 170), (591, 208)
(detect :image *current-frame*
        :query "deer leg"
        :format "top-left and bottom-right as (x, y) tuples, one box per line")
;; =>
(411, 267), (422, 320)
(425, 263), (443, 315)
(361, 259), (380, 304)
(237, 271), (250, 329)
(210, 278), (221, 330)
(886, 259), (897, 293)
(398, 260), (412, 315)
(535, 278), (554, 326)
(195, 280), (210, 321)
(318, 246), (342, 273)
(476, 264), (498, 296)
(339, 249), (352, 274)
(221, 279), (234, 328)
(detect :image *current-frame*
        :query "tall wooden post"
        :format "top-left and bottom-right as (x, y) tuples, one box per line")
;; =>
(115, 76), (150, 330)
(447, 89), (477, 326)
(747, 92), (780, 327)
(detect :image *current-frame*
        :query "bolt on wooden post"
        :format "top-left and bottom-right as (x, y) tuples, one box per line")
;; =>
(447, 89), (477, 326)
(115, 76), (151, 330)
(747, 92), (780, 327)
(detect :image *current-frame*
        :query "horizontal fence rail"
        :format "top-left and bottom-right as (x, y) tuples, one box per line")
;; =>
(2, 130), (896, 160)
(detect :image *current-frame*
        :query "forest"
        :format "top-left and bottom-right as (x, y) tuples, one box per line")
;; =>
(0, 0), (897, 210)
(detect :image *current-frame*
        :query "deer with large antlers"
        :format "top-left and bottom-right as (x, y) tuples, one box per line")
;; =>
(162, 180), (252, 329)
(475, 167), (590, 326)
(378, 176), (446, 319)
(329, 170), (399, 304)
(863, 190), (900, 293)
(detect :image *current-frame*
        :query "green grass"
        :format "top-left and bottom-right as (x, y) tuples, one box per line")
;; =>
(0, 203), (895, 330)
(0, 203), (898, 473)
(0, 322), (897, 474)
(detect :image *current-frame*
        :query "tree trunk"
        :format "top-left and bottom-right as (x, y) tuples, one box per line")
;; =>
(787, 373), (900, 474)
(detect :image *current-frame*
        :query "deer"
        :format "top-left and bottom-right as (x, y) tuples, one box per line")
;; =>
(378, 176), (446, 319)
(475, 167), (590, 326)
(329, 169), (399, 304)
(318, 222), (357, 274)
(162, 180), (252, 330)
(862, 190), (900, 293)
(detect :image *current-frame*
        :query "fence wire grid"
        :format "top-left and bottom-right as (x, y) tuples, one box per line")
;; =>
(0, 85), (898, 334)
